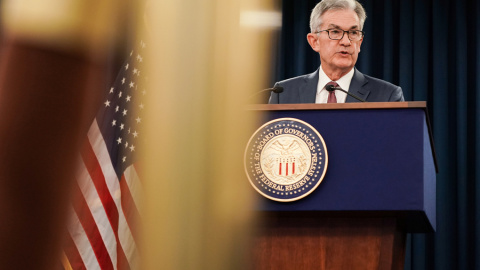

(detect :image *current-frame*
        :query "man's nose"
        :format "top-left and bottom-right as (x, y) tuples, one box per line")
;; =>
(339, 32), (351, 45)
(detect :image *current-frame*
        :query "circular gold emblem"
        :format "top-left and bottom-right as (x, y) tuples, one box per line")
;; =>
(244, 118), (328, 202)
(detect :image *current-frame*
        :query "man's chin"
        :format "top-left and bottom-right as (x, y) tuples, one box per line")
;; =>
(332, 62), (355, 72)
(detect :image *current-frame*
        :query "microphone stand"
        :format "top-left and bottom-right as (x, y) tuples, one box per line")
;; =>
(326, 85), (366, 102)
(249, 86), (284, 103)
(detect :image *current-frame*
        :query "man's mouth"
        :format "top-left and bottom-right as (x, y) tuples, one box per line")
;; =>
(339, 51), (350, 55)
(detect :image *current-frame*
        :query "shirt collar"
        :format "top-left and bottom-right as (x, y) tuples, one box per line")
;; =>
(318, 66), (355, 93)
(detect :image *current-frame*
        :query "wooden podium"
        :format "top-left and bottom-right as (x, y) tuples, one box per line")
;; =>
(247, 102), (436, 270)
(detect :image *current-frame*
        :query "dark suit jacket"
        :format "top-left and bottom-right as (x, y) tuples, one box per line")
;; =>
(268, 68), (404, 104)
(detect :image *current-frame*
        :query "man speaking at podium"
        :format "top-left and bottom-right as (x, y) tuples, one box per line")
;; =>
(269, 0), (404, 104)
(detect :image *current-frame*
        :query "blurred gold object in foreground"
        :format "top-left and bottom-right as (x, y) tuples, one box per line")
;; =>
(140, 0), (279, 269)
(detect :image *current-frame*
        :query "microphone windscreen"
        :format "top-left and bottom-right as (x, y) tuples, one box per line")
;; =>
(325, 85), (335, 92)
(273, 86), (284, 93)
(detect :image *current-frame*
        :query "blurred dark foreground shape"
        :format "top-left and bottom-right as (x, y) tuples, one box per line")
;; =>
(0, 0), (119, 268)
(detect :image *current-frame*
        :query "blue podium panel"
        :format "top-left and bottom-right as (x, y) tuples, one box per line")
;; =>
(249, 103), (436, 232)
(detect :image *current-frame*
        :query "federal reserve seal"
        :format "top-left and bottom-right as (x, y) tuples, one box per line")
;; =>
(244, 118), (328, 202)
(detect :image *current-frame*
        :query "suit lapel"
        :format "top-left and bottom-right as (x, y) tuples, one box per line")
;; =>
(299, 69), (319, 103)
(296, 68), (369, 103)
(346, 68), (370, 103)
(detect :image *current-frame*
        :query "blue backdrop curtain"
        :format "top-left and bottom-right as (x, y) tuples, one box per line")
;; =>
(277, 0), (480, 269)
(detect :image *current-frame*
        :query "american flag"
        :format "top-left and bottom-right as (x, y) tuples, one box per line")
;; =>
(62, 40), (147, 269)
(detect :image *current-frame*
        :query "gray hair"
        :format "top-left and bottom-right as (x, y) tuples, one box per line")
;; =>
(309, 0), (367, 32)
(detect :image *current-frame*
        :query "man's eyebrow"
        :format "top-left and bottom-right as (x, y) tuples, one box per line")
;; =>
(327, 24), (359, 30)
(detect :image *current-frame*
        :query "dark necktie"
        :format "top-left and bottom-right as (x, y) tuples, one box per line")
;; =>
(326, 81), (339, 103)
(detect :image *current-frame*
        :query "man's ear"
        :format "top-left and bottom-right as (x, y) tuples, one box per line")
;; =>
(307, 33), (320, 52)
(357, 38), (363, 52)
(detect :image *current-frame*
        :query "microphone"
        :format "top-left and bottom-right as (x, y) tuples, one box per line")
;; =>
(249, 86), (284, 102)
(264, 86), (284, 94)
(325, 85), (366, 102)
(272, 86), (283, 104)
(273, 86), (284, 94)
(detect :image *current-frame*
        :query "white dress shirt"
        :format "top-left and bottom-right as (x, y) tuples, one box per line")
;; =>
(315, 66), (355, 103)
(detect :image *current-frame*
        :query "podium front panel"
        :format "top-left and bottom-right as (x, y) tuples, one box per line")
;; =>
(250, 107), (436, 232)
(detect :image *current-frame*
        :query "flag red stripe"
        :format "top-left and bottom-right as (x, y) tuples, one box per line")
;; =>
(80, 141), (130, 268)
(120, 174), (140, 245)
(63, 231), (87, 270)
(81, 141), (119, 233)
(117, 247), (131, 270)
(66, 206), (102, 269)
(71, 182), (114, 270)
(89, 120), (137, 269)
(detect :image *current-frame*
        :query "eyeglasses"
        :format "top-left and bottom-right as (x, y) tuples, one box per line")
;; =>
(315, 29), (364, 41)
